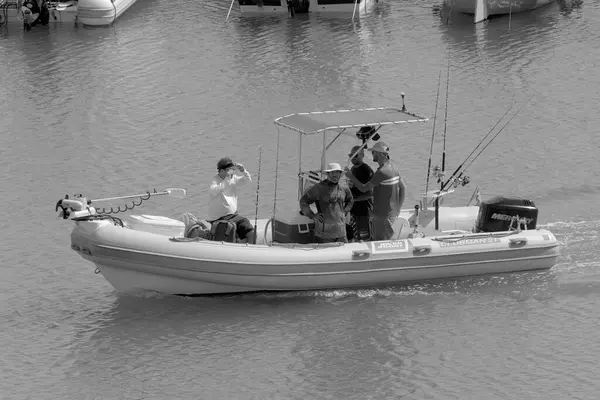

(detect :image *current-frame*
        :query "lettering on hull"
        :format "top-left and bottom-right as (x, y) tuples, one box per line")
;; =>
(370, 240), (408, 253)
(439, 237), (501, 248)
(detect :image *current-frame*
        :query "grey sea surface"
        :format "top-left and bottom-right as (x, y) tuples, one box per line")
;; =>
(1, 0), (599, 398)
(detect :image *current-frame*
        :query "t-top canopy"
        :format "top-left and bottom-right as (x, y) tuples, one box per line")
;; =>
(273, 107), (429, 135)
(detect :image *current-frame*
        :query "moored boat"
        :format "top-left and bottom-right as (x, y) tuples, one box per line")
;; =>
(0, 0), (138, 28)
(232, 0), (378, 17)
(443, 0), (554, 23)
(54, 97), (560, 295)
(1, 0), (78, 28)
(76, 0), (137, 26)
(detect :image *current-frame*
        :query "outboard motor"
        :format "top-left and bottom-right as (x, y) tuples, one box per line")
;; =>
(475, 196), (538, 233)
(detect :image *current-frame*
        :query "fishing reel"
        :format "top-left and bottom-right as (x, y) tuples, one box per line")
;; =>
(432, 165), (445, 183)
(448, 175), (471, 188)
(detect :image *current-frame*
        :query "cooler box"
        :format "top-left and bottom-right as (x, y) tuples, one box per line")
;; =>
(126, 215), (185, 237)
(272, 211), (315, 244)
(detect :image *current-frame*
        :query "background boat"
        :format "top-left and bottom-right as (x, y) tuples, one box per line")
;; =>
(443, 0), (555, 23)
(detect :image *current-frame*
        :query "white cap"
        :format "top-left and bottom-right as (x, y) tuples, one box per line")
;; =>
(323, 162), (343, 172)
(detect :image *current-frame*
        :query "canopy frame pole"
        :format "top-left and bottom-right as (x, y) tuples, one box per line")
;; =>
(297, 133), (303, 201)
(321, 131), (327, 171)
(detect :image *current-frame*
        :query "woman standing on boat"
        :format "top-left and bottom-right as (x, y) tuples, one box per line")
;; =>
(299, 163), (354, 244)
(344, 142), (406, 241)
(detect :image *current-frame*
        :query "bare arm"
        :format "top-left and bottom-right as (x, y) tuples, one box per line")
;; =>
(345, 170), (373, 193)
(344, 187), (354, 213)
(398, 177), (406, 209)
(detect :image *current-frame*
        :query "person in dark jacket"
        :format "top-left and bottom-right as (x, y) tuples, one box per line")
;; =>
(346, 144), (374, 241)
(299, 162), (354, 243)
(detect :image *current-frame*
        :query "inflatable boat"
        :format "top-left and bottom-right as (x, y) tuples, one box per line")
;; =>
(54, 99), (560, 295)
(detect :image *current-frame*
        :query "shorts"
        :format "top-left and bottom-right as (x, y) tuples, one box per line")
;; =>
(371, 215), (396, 241)
(214, 214), (254, 240)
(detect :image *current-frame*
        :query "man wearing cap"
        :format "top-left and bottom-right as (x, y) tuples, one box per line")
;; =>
(344, 141), (406, 241)
(347, 144), (375, 242)
(208, 157), (256, 244)
(299, 162), (354, 243)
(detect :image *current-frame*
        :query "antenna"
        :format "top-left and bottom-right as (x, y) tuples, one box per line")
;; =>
(401, 92), (406, 112)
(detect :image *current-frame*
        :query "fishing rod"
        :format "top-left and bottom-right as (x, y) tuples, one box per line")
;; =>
(254, 145), (263, 244)
(424, 70), (442, 200)
(441, 96), (533, 192)
(437, 101), (517, 192)
(435, 63), (451, 230)
(441, 62), (450, 182)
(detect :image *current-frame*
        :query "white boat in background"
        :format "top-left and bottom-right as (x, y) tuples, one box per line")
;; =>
(76, 0), (137, 26)
(0, 0), (138, 27)
(230, 0), (378, 17)
(444, 0), (554, 23)
(53, 95), (560, 296)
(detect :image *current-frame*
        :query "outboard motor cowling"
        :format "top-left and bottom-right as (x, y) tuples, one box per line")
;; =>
(475, 196), (538, 233)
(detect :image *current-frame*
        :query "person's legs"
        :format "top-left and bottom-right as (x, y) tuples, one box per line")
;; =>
(235, 216), (256, 243)
(371, 215), (395, 241)
(353, 214), (371, 241)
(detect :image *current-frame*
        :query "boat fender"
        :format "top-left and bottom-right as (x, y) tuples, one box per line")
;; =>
(412, 245), (431, 255)
(509, 237), (528, 246)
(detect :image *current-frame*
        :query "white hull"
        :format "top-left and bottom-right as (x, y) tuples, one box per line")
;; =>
(444, 0), (554, 23)
(70, 216), (560, 295)
(237, 0), (377, 15)
(77, 0), (137, 26)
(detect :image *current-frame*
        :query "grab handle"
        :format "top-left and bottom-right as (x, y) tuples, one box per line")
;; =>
(297, 224), (310, 234)
(413, 245), (431, 255)
(509, 237), (528, 246)
(352, 250), (371, 259)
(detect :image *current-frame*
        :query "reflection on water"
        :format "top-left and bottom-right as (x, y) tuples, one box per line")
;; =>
(51, 267), (562, 399)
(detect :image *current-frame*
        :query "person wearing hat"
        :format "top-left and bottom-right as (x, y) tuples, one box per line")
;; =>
(344, 141), (406, 241)
(207, 156), (255, 243)
(346, 144), (375, 242)
(299, 162), (354, 243)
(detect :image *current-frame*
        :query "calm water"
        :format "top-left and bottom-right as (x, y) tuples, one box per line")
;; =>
(1, 0), (599, 398)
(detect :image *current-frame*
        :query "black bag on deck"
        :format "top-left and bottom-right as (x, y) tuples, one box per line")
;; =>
(210, 215), (239, 242)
